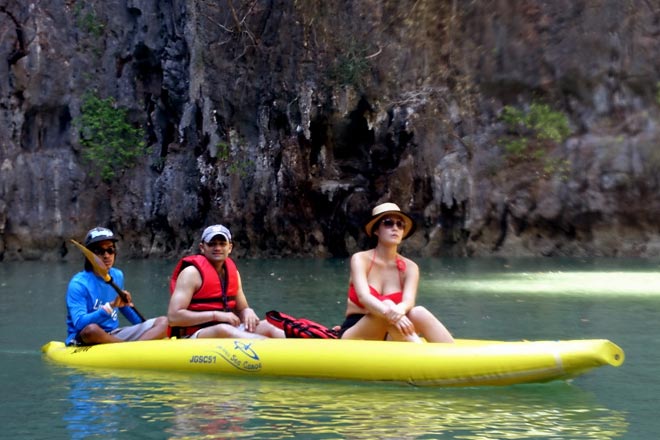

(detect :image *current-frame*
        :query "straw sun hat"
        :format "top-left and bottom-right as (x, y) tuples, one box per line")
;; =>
(363, 202), (416, 239)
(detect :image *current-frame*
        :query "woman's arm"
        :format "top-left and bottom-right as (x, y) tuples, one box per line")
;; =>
(398, 257), (420, 313)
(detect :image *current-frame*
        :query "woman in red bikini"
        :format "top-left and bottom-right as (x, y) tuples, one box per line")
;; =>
(339, 202), (455, 343)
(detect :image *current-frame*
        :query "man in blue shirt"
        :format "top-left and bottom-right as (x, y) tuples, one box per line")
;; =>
(65, 227), (168, 345)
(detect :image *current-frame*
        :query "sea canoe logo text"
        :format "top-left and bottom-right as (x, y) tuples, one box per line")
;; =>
(189, 340), (262, 372)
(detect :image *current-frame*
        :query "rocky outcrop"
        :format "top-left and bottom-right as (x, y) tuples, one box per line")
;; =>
(1, 0), (660, 260)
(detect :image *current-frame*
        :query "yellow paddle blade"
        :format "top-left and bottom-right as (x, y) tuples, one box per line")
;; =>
(70, 239), (112, 283)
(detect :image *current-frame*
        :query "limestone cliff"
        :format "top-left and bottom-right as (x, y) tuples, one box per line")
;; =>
(1, 0), (659, 260)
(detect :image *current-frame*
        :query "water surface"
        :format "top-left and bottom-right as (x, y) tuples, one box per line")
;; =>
(2, 257), (658, 439)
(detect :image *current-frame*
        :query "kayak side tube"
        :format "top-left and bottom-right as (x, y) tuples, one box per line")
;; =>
(41, 338), (624, 387)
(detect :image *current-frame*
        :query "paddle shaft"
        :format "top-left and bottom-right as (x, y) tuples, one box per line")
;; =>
(105, 276), (146, 322)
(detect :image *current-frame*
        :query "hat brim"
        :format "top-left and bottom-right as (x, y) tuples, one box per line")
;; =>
(364, 211), (416, 239)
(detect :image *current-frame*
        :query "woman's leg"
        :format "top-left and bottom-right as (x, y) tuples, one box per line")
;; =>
(340, 314), (390, 340)
(407, 306), (454, 343)
(384, 325), (422, 342)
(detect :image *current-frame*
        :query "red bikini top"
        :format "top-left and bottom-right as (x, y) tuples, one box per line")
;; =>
(347, 251), (406, 308)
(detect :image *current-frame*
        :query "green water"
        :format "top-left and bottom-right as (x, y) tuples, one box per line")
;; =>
(1, 257), (658, 439)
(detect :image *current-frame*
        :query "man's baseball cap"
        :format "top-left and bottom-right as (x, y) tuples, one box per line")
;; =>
(201, 225), (232, 243)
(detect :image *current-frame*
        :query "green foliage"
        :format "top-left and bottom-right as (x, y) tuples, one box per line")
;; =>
(75, 91), (147, 182)
(216, 141), (253, 178)
(499, 102), (572, 179)
(330, 43), (371, 88)
(216, 141), (231, 161)
(502, 137), (529, 159)
(501, 103), (571, 144)
(74, 3), (105, 37)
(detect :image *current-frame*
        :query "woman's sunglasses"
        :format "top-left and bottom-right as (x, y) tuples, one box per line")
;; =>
(381, 218), (405, 229)
(92, 247), (116, 256)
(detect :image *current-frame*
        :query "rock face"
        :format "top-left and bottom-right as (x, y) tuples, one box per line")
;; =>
(1, 0), (660, 260)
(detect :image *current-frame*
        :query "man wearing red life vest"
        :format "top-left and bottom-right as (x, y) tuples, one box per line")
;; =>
(168, 225), (284, 339)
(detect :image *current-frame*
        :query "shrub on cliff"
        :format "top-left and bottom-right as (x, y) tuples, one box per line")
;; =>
(499, 102), (572, 179)
(75, 91), (147, 182)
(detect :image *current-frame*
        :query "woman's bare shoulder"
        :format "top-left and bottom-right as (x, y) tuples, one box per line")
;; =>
(398, 254), (419, 271)
(350, 250), (371, 267)
(351, 250), (371, 259)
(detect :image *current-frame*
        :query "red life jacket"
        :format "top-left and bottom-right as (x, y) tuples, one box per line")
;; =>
(169, 255), (239, 337)
(266, 310), (339, 339)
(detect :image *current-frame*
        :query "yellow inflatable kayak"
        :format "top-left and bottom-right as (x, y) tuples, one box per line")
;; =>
(41, 338), (624, 387)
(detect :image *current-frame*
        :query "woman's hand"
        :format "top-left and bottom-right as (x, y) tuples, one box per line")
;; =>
(383, 303), (407, 325)
(394, 315), (417, 336)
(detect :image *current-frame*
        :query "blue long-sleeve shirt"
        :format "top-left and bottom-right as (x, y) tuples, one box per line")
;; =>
(65, 268), (142, 345)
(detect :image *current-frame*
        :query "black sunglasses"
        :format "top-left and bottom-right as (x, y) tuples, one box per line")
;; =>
(92, 247), (116, 256)
(381, 218), (405, 229)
